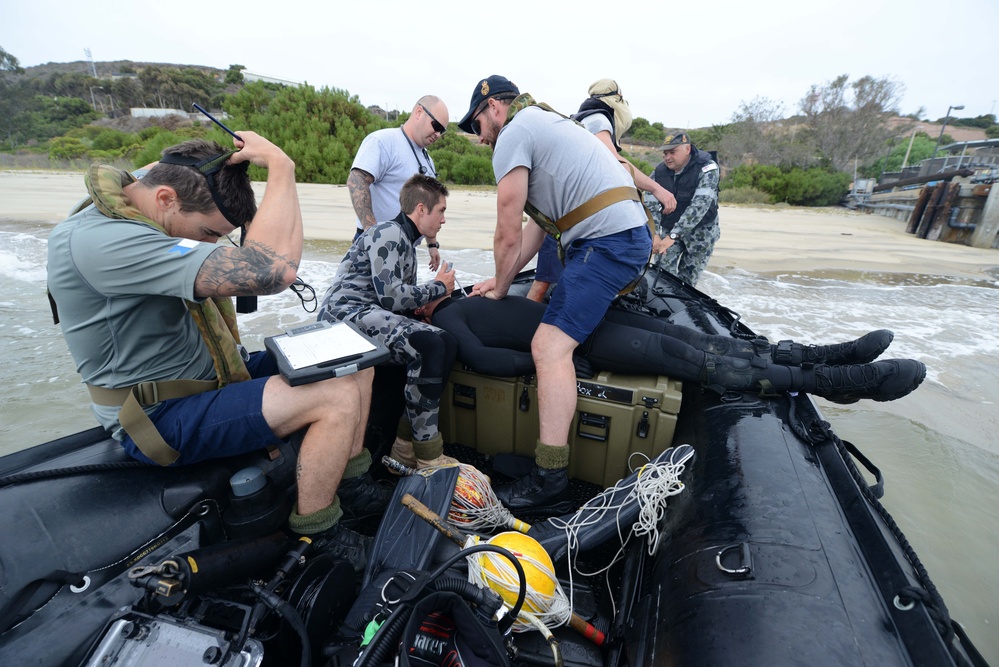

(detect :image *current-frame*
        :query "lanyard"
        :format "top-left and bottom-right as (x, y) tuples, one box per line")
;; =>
(401, 128), (435, 178)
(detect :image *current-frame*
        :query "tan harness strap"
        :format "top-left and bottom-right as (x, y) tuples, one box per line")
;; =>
(87, 379), (220, 466)
(552, 186), (641, 233)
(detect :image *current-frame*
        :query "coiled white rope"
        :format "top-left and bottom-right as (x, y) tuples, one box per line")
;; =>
(548, 447), (694, 616)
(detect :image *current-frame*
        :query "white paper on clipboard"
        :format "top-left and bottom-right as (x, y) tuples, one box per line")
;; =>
(272, 323), (376, 370)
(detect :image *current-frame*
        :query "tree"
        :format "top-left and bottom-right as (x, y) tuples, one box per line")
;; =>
(1, 45), (23, 74)
(225, 64), (246, 85)
(718, 97), (814, 166)
(860, 133), (937, 177)
(223, 82), (384, 183)
(798, 74), (905, 171)
(0, 46), (26, 146)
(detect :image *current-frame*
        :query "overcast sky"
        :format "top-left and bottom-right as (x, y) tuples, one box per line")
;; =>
(4, 0), (996, 131)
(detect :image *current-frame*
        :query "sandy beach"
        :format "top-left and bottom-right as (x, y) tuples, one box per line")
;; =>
(2, 170), (997, 280)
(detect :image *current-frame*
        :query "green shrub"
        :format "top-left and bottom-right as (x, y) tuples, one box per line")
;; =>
(721, 163), (849, 206)
(450, 154), (495, 185)
(92, 128), (139, 152)
(48, 136), (88, 160)
(131, 131), (189, 167)
(719, 186), (774, 205)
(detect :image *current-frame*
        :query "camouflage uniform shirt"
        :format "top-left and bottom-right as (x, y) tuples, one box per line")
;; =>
(650, 147), (721, 286)
(318, 212), (450, 441)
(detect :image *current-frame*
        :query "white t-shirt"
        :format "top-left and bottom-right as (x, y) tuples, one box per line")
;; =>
(351, 127), (437, 230)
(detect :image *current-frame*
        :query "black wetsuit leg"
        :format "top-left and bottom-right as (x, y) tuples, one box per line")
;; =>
(604, 308), (759, 358)
(581, 320), (707, 382)
(432, 297), (543, 377)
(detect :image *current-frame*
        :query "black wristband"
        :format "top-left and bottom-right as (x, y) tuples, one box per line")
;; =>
(427, 242), (440, 249)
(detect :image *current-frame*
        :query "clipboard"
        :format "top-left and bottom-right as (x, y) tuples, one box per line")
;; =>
(265, 320), (390, 386)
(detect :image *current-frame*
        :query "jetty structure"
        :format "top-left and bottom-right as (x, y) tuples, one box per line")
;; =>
(853, 139), (999, 249)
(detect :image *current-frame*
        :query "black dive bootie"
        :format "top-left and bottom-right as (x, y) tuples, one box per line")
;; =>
(770, 330), (894, 366)
(806, 359), (926, 404)
(702, 354), (926, 403)
(494, 465), (576, 517)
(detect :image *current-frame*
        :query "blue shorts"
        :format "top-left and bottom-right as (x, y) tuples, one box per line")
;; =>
(121, 351), (283, 466)
(543, 225), (652, 343)
(535, 236), (564, 283)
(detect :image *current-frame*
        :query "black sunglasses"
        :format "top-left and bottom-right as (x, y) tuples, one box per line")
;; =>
(470, 99), (490, 136)
(419, 103), (447, 134)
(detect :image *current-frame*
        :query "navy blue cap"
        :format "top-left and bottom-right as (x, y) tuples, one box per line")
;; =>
(457, 75), (520, 134)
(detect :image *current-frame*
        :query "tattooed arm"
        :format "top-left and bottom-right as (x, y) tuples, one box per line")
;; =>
(195, 131), (302, 299)
(347, 168), (377, 231)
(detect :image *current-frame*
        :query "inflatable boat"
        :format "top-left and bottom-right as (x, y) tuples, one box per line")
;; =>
(0, 269), (987, 666)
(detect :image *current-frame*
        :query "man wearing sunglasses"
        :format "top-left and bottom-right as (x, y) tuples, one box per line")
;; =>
(347, 95), (449, 270)
(47, 131), (377, 572)
(458, 75), (654, 515)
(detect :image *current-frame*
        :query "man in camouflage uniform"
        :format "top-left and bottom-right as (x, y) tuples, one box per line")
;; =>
(649, 131), (721, 286)
(319, 174), (458, 469)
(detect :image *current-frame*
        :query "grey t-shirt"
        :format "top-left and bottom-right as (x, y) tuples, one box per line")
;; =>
(491, 106), (646, 245)
(580, 112), (614, 139)
(47, 204), (219, 434)
(351, 127), (436, 231)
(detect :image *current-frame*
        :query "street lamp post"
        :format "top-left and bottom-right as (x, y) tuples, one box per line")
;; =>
(901, 126), (922, 170)
(932, 104), (964, 158)
(89, 86), (105, 112)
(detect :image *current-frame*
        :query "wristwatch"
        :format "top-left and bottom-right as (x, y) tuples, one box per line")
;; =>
(668, 232), (678, 241)
(427, 242), (440, 249)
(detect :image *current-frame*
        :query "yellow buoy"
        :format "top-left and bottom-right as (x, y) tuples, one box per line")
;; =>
(479, 531), (556, 614)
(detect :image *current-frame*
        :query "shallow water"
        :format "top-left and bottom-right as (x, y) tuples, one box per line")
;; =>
(2, 221), (997, 662)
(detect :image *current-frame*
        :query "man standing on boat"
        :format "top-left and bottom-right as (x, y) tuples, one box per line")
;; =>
(46, 132), (373, 572)
(320, 174), (459, 471)
(348, 95), (450, 268)
(459, 75), (653, 514)
(649, 131), (721, 286)
(526, 79), (677, 302)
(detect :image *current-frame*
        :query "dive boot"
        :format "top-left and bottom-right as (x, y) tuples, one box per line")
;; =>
(337, 473), (393, 528)
(809, 359), (926, 404)
(772, 330), (894, 366)
(494, 465), (576, 517)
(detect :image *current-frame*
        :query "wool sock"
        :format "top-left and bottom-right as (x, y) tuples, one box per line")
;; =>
(342, 448), (372, 480)
(288, 497), (343, 535)
(535, 440), (570, 469)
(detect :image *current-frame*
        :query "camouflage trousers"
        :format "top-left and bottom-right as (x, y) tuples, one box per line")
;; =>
(343, 308), (457, 442)
(653, 218), (720, 286)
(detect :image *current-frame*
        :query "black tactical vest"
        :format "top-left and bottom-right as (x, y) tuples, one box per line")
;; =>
(651, 146), (718, 231)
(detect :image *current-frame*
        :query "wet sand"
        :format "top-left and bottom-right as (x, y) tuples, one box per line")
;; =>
(2, 170), (997, 280)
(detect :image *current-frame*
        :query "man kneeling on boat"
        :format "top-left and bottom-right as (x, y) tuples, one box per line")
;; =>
(414, 294), (925, 503)
(318, 174), (459, 472)
(46, 132), (374, 573)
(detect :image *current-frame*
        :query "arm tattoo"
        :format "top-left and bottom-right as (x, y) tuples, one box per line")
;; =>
(196, 242), (299, 298)
(347, 169), (377, 230)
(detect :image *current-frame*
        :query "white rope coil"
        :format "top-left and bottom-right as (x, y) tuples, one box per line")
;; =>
(547, 446), (694, 617)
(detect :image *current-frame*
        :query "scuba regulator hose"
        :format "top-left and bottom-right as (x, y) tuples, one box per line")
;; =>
(354, 543), (526, 667)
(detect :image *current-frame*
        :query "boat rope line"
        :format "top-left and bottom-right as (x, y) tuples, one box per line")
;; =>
(0, 499), (219, 637)
(545, 446), (694, 619)
(0, 460), (149, 489)
(786, 399), (988, 667)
